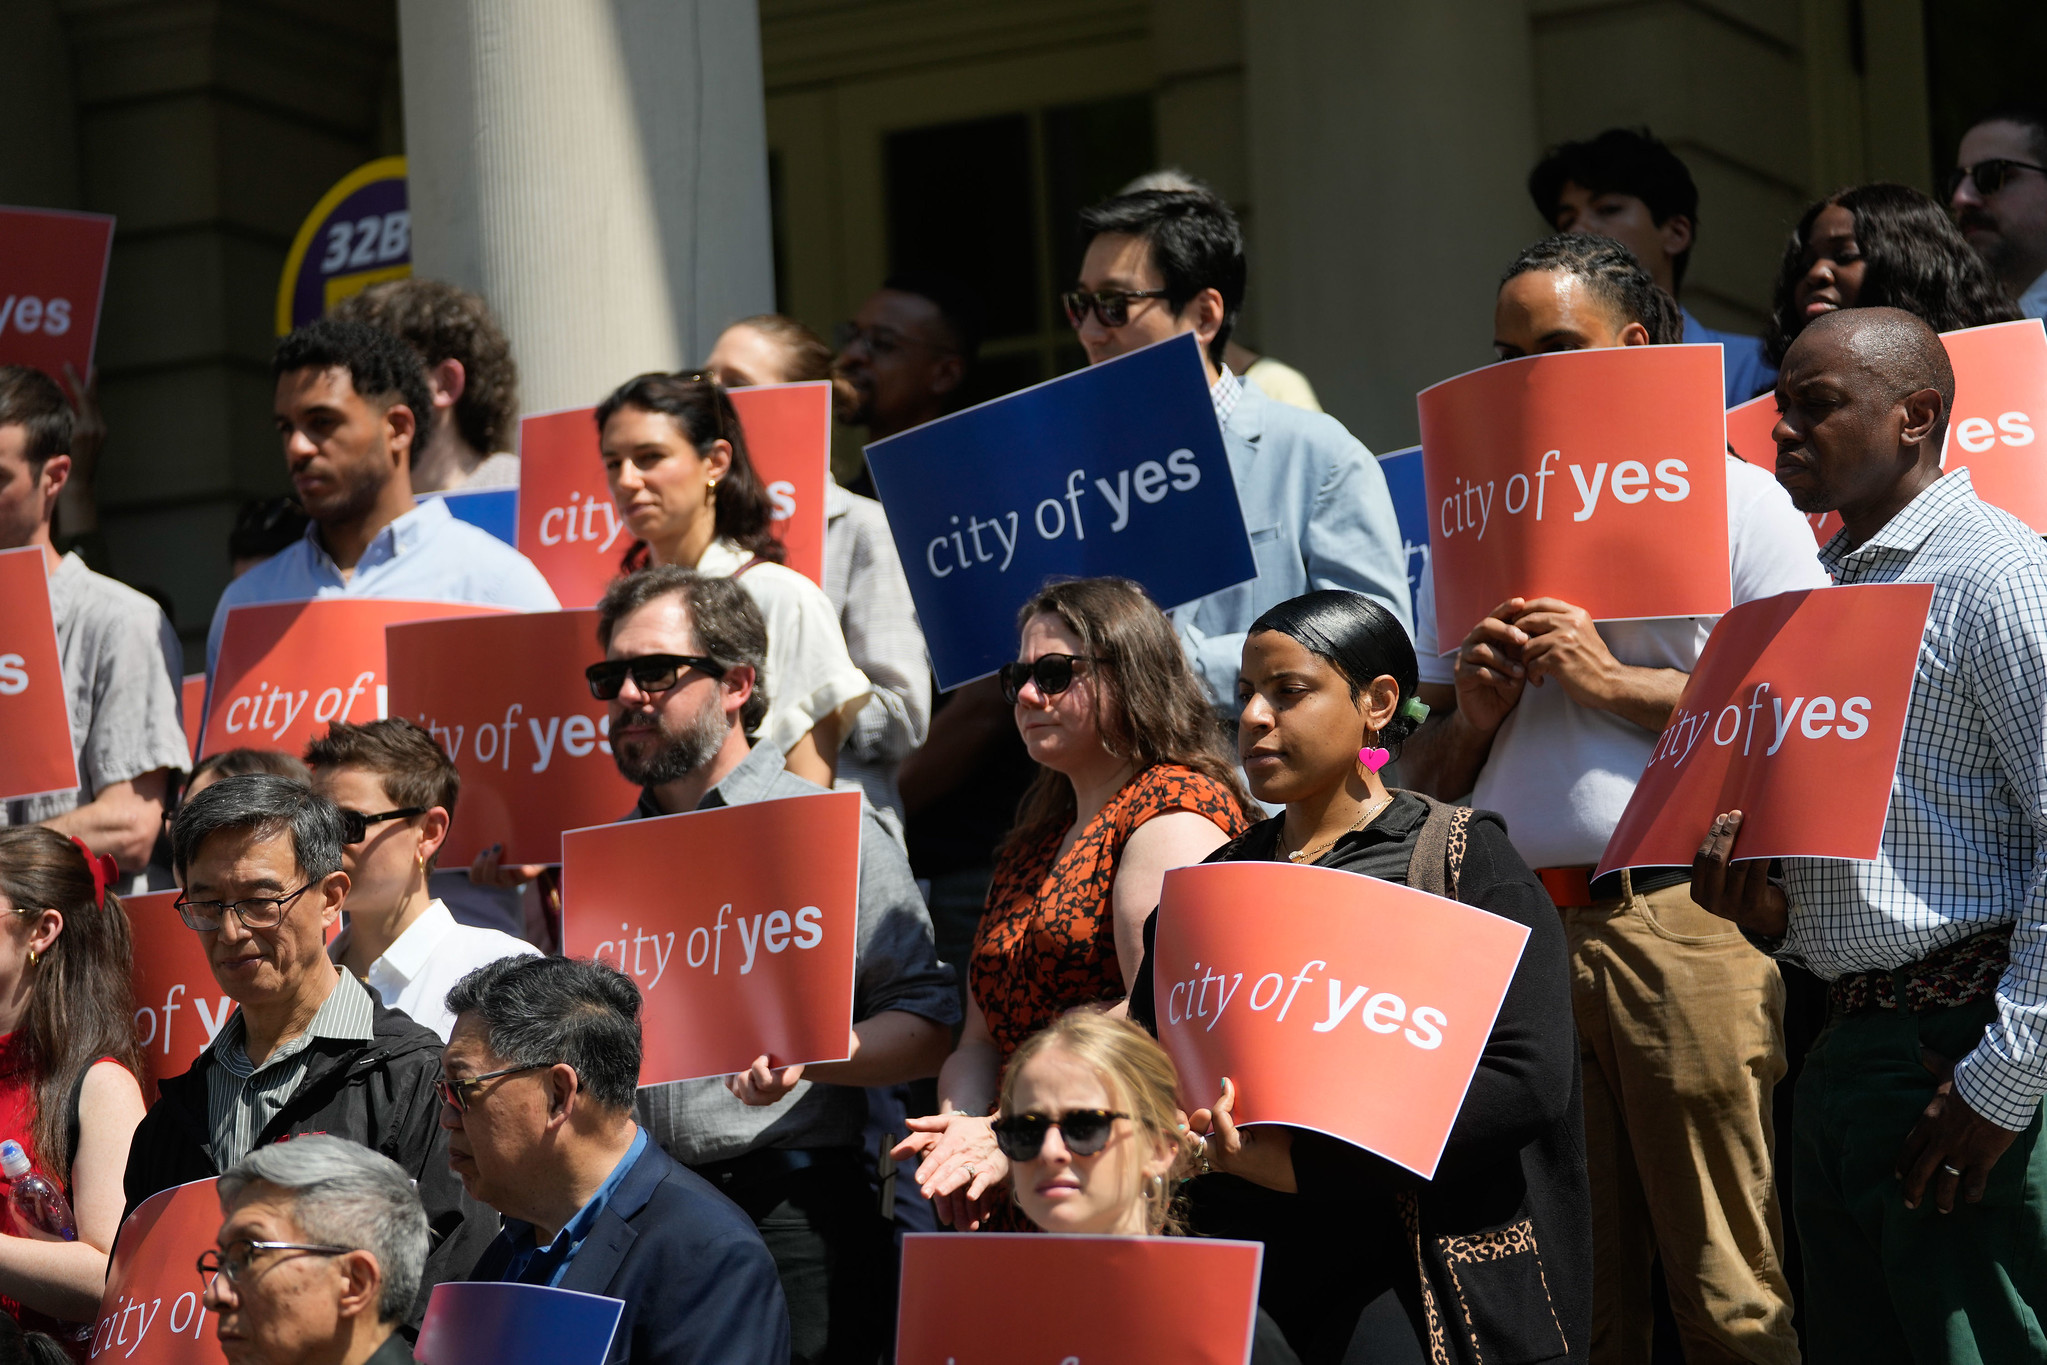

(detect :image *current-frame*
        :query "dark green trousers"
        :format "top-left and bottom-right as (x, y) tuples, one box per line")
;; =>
(1794, 997), (2047, 1363)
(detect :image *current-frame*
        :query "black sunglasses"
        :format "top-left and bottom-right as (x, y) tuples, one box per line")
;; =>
(998, 654), (1101, 705)
(338, 806), (427, 846)
(1946, 158), (2047, 199)
(586, 653), (729, 701)
(1061, 288), (1171, 329)
(992, 1109), (1130, 1161)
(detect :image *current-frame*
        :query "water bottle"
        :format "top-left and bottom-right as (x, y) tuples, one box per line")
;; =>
(0, 1140), (74, 1242)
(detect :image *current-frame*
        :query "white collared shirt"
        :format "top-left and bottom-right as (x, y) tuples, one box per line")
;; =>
(333, 900), (539, 1041)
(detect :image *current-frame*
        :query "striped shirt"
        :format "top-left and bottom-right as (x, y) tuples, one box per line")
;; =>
(207, 968), (377, 1171)
(1776, 469), (2047, 1130)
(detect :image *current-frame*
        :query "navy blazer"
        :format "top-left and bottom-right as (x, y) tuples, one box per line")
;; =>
(469, 1138), (789, 1365)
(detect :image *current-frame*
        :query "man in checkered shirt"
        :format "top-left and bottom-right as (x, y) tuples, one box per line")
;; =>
(1695, 306), (2047, 1363)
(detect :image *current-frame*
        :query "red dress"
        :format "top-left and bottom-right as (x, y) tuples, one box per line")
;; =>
(971, 764), (1247, 1056)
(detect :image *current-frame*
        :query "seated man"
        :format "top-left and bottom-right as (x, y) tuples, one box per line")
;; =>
(126, 775), (495, 1324)
(305, 718), (538, 1041)
(448, 955), (789, 1364)
(592, 567), (957, 1363)
(204, 1136), (427, 1365)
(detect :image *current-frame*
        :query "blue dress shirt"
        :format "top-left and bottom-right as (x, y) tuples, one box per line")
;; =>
(500, 1127), (651, 1287)
(1682, 308), (1777, 408)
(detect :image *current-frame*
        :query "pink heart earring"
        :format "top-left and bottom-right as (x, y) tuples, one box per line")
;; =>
(1357, 744), (1391, 778)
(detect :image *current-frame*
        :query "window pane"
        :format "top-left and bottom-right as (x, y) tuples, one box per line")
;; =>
(1043, 95), (1159, 289)
(885, 114), (1036, 340)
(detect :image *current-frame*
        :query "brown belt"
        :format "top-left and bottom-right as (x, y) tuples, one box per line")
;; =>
(1828, 928), (2012, 1014)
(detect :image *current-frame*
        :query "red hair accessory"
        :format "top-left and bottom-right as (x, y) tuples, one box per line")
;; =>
(65, 836), (116, 910)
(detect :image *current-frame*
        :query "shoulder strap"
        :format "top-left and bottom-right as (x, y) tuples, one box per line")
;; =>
(730, 555), (764, 580)
(1403, 792), (1474, 901)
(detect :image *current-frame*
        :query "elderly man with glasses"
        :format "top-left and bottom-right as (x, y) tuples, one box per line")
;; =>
(123, 774), (495, 1329)
(446, 954), (788, 1364)
(202, 1136), (427, 1365)
(1951, 104), (2047, 320)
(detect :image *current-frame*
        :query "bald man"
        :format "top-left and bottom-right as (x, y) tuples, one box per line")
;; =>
(1695, 307), (2047, 1363)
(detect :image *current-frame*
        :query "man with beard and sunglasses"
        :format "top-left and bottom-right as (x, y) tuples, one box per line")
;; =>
(205, 317), (557, 674)
(588, 565), (956, 1365)
(1949, 105), (2047, 320)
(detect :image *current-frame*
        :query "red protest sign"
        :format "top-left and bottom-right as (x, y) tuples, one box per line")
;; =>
(385, 611), (637, 867)
(1153, 862), (1529, 1179)
(896, 1233), (1263, 1365)
(516, 383), (832, 609)
(125, 891), (238, 1105)
(1727, 394), (1840, 544)
(180, 674), (206, 767)
(91, 1178), (225, 1364)
(0, 546), (79, 803)
(1419, 344), (1731, 647)
(203, 599), (507, 759)
(561, 791), (861, 1085)
(1597, 583), (1931, 876)
(1939, 319), (2047, 529)
(0, 206), (114, 381)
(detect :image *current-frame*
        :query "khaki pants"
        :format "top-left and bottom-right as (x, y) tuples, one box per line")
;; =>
(1566, 874), (1801, 1365)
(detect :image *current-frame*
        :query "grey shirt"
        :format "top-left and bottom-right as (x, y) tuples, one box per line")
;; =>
(3, 552), (188, 825)
(207, 968), (378, 1171)
(632, 742), (958, 1165)
(822, 484), (931, 822)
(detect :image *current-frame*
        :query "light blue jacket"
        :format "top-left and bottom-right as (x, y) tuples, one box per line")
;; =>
(1170, 382), (1412, 708)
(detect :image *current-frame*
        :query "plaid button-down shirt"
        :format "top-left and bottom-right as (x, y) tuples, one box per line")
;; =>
(1777, 469), (2047, 1130)
(1211, 364), (1244, 428)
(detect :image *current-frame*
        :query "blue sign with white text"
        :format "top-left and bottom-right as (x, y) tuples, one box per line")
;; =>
(421, 487), (517, 546)
(1376, 445), (1430, 602)
(415, 1281), (624, 1365)
(866, 333), (1255, 690)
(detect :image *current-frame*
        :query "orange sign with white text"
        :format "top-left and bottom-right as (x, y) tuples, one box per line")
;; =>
(1419, 344), (1732, 648)
(180, 674), (206, 766)
(561, 790), (861, 1085)
(125, 891), (238, 1104)
(516, 382), (833, 608)
(385, 611), (638, 867)
(0, 546), (79, 803)
(1727, 393), (1840, 543)
(0, 206), (114, 381)
(896, 1234), (1264, 1365)
(203, 599), (506, 759)
(1153, 861), (1529, 1179)
(1937, 319), (2047, 528)
(91, 1178), (226, 1364)
(1597, 583), (1931, 877)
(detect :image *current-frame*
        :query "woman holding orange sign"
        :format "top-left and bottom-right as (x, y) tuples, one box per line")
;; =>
(1125, 590), (1589, 1365)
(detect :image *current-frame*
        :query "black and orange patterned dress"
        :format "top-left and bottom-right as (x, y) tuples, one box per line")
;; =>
(971, 763), (1248, 1057)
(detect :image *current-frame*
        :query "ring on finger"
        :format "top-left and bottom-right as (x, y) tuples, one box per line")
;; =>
(1940, 1163), (1965, 1177)
(964, 1163), (977, 1178)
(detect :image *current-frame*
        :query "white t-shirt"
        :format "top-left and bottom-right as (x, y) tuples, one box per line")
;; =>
(331, 899), (539, 1041)
(695, 538), (872, 756)
(1415, 456), (1830, 868)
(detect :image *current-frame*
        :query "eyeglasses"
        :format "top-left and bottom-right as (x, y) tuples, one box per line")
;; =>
(585, 653), (729, 701)
(1061, 288), (1171, 329)
(197, 1240), (351, 1290)
(1946, 158), (2047, 199)
(832, 322), (955, 359)
(435, 1062), (551, 1113)
(992, 1109), (1130, 1161)
(998, 654), (1101, 705)
(175, 883), (313, 932)
(338, 806), (426, 846)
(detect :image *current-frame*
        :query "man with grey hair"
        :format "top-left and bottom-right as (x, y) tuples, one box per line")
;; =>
(588, 566), (955, 1363)
(123, 775), (494, 1328)
(204, 1136), (426, 1365)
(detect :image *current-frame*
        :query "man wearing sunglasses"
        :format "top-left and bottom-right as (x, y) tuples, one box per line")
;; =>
(1950, 106), (2047, 320)
(122, 774), (496, 1329)
(1067, 188), (1410, 711)
(592, 566), (956, 1364)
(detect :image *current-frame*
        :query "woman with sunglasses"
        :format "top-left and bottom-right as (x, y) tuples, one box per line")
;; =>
(990, 1009), (1298, 1364)
(896, 578), (1249, 1229)
(0, 829), (147, 1338)
(597, 370), (870, 788)
(1120, 590), (1587, 1365)
(1763, 182), (2019, 368)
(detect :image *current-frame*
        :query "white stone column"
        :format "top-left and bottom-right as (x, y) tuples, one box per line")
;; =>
(398, 0), (775, 417)
(1242, 0), (1541, 450)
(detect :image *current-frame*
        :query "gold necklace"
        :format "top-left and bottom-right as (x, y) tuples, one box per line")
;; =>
(1283, 793), (1395, 864)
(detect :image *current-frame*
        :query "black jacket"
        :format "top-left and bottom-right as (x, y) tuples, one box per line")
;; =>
(122, 997), (500, 1329)
(1132, 793), (1590, 1365)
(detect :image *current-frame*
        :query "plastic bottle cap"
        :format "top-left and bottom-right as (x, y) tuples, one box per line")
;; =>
(0, 1141), (28, 1179)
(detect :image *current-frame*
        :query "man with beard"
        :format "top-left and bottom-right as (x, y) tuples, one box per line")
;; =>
(1949, 105), (2047, 320)
(830, 273), (979, 500)
(587, 566), (956, 1365)
(206, 317), (556, 673)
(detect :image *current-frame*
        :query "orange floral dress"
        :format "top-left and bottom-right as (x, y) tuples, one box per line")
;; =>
(971, 764), (1248, 1056)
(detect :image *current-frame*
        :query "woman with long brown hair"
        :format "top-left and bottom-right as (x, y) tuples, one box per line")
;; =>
(0, 828), (146, 1334)
(894, 577), (1250, 1227)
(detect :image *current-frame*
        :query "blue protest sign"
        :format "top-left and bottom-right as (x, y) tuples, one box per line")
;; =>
(1376, 445), (1430, 602)
(866, 333), (1255, 690)
(415, 1282), (624, 1365)
(275, 156), (409, 335)
(422, 487), (517, 546)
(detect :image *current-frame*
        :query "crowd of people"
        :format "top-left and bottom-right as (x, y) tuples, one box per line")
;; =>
(0, 100), (2040, 1365)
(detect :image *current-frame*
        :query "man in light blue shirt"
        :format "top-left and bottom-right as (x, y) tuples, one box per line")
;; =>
(207, 318), (557, 672)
